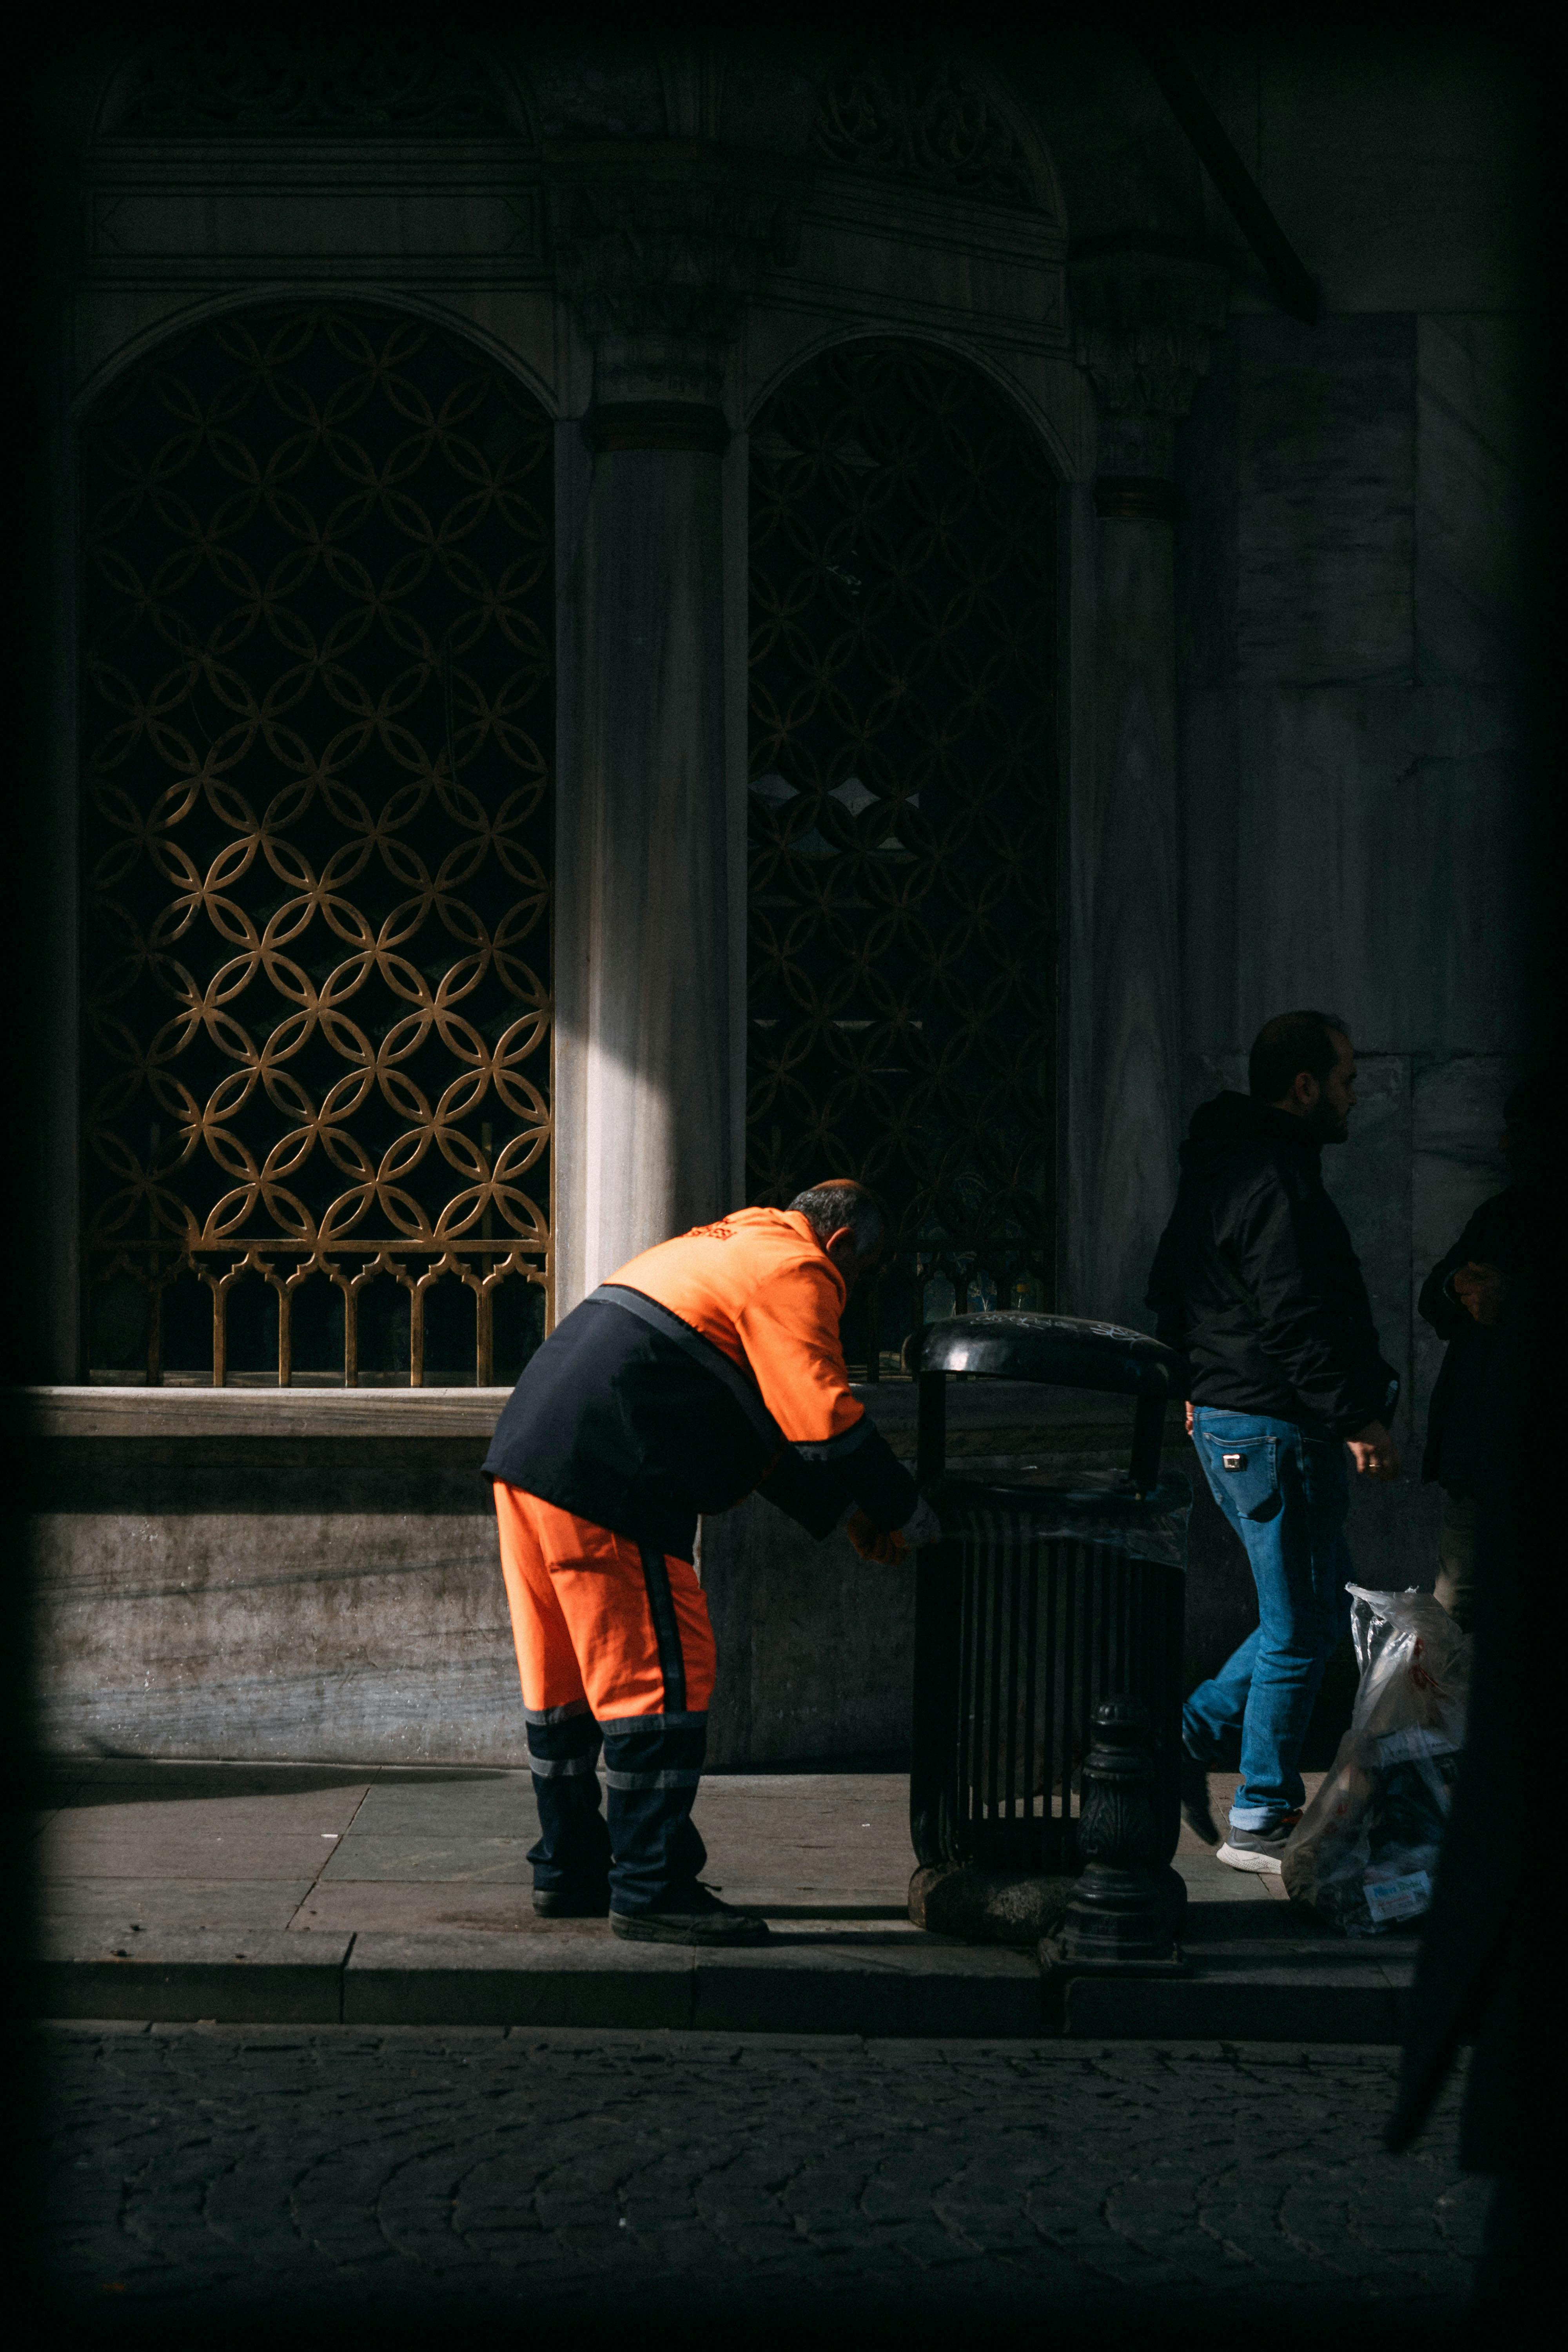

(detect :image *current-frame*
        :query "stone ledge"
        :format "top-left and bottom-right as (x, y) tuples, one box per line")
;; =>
(1062, 1962), (1410, 2043)
(32, 1928), (352, 2023)
(11, 1386), (515, 1441)
(10, 1376), (1151, 1450)
(691, 1943), (1041, 2039)
(345, 1933), (695, 2029)
(29, 1927), (1410, 2041)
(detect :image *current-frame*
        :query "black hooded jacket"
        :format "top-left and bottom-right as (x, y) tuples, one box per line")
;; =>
(1145, 1091), (1399, 1438)
(1416, 1185), (1530, 1492)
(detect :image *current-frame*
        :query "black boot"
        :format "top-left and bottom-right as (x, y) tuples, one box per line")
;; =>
(610, 1885), (770, 1946)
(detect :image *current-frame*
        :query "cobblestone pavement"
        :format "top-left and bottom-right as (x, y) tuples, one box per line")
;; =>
(36, 2023), (1486, 2337)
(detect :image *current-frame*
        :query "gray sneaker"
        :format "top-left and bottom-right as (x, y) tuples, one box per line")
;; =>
(1215, 1815), (1301, 1874)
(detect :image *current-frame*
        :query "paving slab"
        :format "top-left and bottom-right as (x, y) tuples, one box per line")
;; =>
(344, 1780), (535, 1834)
(317, 1833), (534, 1882)
(39, 1877), (318, 1932)
(29, 1755), (1415, 2041)
(38, 1828), (349, 1880)
(292, 1880), (581, 1934)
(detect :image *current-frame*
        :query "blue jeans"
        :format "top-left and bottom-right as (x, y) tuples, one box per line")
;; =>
(1182, 1409), (1352, 1829)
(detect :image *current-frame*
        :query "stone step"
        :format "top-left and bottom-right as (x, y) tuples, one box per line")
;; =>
(31, 1926), (1414, 2042)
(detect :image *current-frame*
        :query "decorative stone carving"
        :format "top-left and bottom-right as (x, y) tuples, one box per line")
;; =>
(546, 144), (804, 346)
(100, 34), (517, 136)
(815, 53), (1039, 208)
(1071, 246), (1230, 479)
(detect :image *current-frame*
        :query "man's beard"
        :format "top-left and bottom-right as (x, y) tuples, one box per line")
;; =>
(1308, 1096), (1350, 1143)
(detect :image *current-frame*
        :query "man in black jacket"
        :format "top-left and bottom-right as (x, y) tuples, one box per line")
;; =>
(1416, 1074), (1541, 1632)
(1147, 1011), (1401, 1873)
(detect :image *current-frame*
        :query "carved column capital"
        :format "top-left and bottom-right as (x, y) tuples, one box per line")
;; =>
(1069, 245), (1230, 486)
(545, 140), (809, 407)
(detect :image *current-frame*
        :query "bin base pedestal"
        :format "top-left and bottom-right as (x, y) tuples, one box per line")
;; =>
(1038, 1864), (1190, 1978)
(1040, 1946), (1191, 1980)
(909, 1864), (1078, 1947)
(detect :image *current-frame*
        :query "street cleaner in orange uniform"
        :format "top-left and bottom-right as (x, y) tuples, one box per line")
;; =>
(483, 1180), (938, 1947)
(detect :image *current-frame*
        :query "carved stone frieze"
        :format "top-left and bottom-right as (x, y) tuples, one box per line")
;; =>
(815, 52), (1040, 209)
(100, 34), (521, 137)
(1070, 246), (1230, 480)
(546, 143), (804, 342)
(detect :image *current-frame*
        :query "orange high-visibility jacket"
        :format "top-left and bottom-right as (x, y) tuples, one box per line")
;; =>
(483, 1209), (916, 1561)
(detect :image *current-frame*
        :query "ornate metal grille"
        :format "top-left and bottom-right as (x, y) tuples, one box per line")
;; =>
(747, 341), (1057, 1377)
(82, 306), (553, 1387)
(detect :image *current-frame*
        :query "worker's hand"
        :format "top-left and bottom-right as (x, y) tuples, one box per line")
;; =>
(846, 1508), (907, 1564)
(1185, 1399), (1195, 1438)
(1452, 1261), (1508, 1326)
(846, 1495), (943, 1565)
(899, 1495), (942, 1551)
(1347, 1421), (1401, 1480)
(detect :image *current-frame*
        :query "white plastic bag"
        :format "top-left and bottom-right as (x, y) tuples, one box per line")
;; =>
(1280, 1586), (1470, 1937)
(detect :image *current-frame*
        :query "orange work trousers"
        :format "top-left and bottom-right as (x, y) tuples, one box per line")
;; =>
(493, 1484), (717, 1908)
(493, 1483), (716, 1726)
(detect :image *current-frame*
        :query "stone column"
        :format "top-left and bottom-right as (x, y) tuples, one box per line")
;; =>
(547, 146), (803, 1309)
(1070, 250), (1227, 1329)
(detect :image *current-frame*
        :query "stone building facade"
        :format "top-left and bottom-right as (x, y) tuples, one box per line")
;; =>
(18, 33), (1535, 1764)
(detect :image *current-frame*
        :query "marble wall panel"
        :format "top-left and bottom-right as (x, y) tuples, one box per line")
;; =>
(31, 1484), (520, 1766)
(1234, 312), (1415, 688)
(1228, 686), (1388, 1043)
(1416, 314), (1530, 690)
(1177, 689), (1241, 1055)
(1379, 727), (1527, 1054)
(1176, 341), (1239, 697)
(1219, 684), (1523, 1056)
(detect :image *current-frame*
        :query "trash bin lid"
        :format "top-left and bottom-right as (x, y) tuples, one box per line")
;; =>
(908, 1310), (1185, 1398)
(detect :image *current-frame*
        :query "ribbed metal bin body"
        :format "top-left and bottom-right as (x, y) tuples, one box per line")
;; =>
(911, 1482), (1188, 1876)
(906, 1312), (1190, 1890)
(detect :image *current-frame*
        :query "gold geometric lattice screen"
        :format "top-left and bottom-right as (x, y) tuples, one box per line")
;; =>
(748, 340), (1057, 1377)
(81, 307), (553, 1386)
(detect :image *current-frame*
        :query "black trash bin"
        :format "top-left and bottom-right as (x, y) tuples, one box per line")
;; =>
(905, 1311), (1190, 1943)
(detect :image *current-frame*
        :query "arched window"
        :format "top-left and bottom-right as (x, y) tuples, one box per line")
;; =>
(747, 339), (1057, 1375)
(81, 305), (553, 1387)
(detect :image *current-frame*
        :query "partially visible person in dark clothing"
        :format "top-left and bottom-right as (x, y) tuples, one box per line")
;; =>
(1147, 1010), (1401, 1875)
(1416, 1074), (1544, 1631)
(1388, 1161), (1540, 2318)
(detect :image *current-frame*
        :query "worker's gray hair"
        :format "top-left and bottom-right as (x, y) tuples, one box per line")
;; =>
(787, 1180), (886, 1255)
